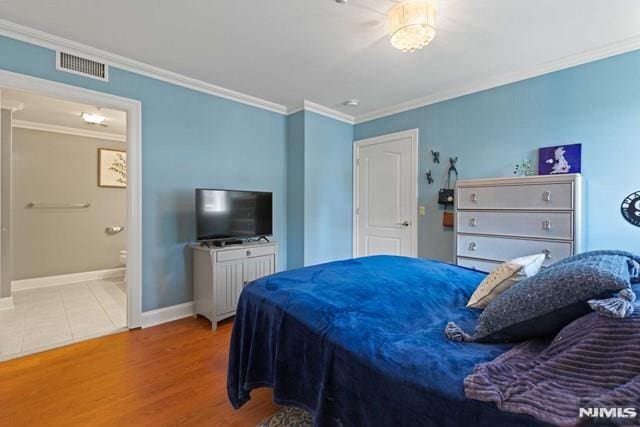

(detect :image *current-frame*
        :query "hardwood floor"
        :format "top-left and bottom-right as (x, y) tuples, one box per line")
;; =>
(0, 317), (279, 426)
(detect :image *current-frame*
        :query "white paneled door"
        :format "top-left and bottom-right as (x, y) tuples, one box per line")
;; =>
(353, 129), (418, 258)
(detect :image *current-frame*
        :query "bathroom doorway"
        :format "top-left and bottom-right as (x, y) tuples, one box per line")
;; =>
(0, 74), (141, 360)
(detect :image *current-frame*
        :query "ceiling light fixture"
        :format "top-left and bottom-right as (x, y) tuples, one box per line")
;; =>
(81, 112), (106, 125)
(388, 1), (436, 52)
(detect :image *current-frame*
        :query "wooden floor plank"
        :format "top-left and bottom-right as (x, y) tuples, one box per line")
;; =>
(0, 317), (278, 426)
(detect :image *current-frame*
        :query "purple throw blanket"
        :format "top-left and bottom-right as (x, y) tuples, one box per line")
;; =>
(465, 310), (640, 426)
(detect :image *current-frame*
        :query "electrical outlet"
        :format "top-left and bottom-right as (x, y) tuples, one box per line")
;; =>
(419, 206), (426, 216)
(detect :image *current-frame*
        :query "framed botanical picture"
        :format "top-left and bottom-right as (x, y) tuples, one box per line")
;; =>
(98, 149), (127, 188)
(538, 143), (582, 175)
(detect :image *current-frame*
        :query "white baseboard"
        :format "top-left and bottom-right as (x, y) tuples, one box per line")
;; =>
(11, 267), (126, 292)
(141, 301), (194, 328)
(0, 296), (14, 310)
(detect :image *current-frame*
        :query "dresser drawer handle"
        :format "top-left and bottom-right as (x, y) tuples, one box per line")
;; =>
(246, 250), (252, 256)
(469, 242), (477, 251)
(469, 218), (477, 227)
(542, 220), (552, 231)
(542, 249), (551, 260)
(543, 191), (552, 202)
(471, 193), (478, 202)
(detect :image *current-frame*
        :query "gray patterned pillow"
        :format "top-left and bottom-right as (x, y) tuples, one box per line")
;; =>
(446, 250), (640, 343)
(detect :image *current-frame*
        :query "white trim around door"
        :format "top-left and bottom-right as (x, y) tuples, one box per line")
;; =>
(352, 129), (419, 258)
(0, 69), (143, 328)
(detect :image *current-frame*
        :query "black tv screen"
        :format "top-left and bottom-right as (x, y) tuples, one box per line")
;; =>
(196, 189), (272, 241)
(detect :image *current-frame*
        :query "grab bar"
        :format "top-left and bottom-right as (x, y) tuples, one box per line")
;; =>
(27, 202), (91, 209)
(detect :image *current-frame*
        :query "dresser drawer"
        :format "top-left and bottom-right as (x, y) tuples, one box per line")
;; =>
(216, 245), (276, 262)
(456, 235), (572, 266)
(457, 211), (573, 240)
(457, 257), (501, 273)
(457, 183), (573, 210)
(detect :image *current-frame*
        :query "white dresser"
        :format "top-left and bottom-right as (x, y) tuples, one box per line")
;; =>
(455, 174), (582, 272)
(192, 241), (277, 330)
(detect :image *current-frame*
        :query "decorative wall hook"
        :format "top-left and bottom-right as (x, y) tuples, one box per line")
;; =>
(448, 157), (458, 175)
(431, 150), (440, 164)
(426, 170), (434, 184)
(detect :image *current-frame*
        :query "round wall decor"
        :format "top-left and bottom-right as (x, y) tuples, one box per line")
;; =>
(621, 191), (640, 227)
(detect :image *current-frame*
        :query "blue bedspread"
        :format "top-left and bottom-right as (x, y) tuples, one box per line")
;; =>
(227, 256), (550, 426)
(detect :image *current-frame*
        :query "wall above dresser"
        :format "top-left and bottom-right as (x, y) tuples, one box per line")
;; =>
(354, 49), (640, 261)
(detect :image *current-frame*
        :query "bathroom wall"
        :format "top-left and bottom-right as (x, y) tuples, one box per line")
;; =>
(12, 128), (126, 280)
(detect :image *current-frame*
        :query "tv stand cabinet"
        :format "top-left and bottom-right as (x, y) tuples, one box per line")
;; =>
(192, 241), (278, 330)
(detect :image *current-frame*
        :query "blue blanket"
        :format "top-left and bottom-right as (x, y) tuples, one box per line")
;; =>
(227, 256), (550, 426)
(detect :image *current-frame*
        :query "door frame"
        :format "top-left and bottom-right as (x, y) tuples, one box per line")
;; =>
(0, 69), (143, 328)
(352, 128), (419, 258)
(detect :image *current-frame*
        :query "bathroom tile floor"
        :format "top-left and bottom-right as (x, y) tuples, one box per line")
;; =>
(0, 279), (127, 361)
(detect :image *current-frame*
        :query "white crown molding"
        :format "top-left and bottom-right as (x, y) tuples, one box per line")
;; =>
(12, 119), (127, 142)
(3, 19), (638, 126)
(288, 100), (355, 125)
(355, 35), (640, 124)
(0, 19), (288, 115)
(1, 99), (24, 112)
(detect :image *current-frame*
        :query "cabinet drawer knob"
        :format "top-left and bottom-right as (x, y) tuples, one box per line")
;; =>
(469, 218), (477, 227)
(469, 242), (477, 251)
(543, 191), (552, 202)
(542, 220), (552, 231)
(471, 193), (478, 202)
(542, 249), (551, 260)
(246, 250), (252, 256)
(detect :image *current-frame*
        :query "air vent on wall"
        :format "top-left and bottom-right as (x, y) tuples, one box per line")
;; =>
(56, 51), (109, 81)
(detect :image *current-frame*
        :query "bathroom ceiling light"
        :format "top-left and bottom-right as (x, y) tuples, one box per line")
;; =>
(342, 99), (360, 108)
(81, 112), (106, 125)
(388, 1), (437, 52)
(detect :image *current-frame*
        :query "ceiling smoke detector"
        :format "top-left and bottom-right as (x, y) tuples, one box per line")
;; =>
(342, 99), (360, 107)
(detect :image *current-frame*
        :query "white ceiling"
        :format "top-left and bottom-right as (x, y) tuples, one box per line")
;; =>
(0, 0), (639, 120)
(2, 88), (127, 136)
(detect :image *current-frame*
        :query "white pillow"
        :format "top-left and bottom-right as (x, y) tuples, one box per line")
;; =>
(466, 254), (546, 309)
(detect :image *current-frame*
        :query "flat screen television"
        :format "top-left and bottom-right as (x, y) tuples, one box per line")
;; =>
(196, 189), (272, 241)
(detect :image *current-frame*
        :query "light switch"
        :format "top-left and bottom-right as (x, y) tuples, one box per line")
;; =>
(419, 206), (426, 216)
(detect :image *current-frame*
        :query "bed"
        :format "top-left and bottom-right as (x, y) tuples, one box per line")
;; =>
(227, 255), (551, 426)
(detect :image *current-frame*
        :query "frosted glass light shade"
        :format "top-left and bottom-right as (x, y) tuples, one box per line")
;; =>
(389, 1), (436, 52)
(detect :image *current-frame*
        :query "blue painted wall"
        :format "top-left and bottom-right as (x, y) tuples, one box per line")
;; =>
(304, 111), (354, 266)
(286, 111), (305, 269)
(286, 111), (354, 268)
(355, 50), (640, 261)
(0, 35), (287, 311)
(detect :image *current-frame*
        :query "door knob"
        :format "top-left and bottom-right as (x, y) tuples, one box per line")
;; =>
(400, 221), (410, 227)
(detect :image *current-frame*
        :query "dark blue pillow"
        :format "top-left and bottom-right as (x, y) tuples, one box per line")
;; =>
(446, 250), (640, 343)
